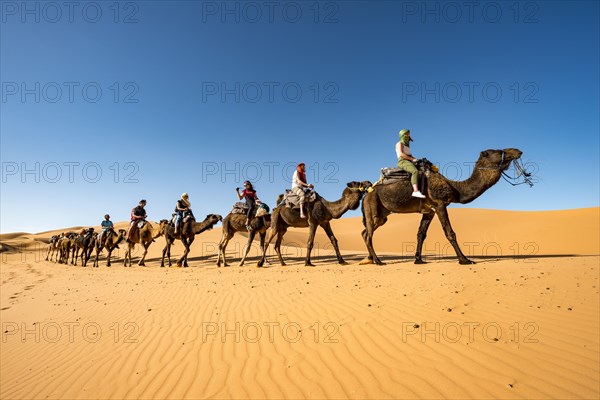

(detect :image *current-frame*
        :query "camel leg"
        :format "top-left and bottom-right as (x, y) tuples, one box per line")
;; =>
(217, 232), (233, 267)
(436, 206), (474, 265)
(273, 228), (287, 266)
(161, 237), (171, 267)
(85, 246), (94, 265)
(305, 222), (318, 267)
(415, 212), (435, 264)
(257, 228), (277, 267)
(139, 242), (150, 266)
(177, 237), (189, 267)
(81, 247), (88, 266)
(360, 200), (387, 265)
(320, 222), (346, 265)
(184, 237), (194, 267)
(124, 243), (131, 267)
(216, 233), (225, 267)
(258, 232), (265, 264)
(106, 248), (112, 267)
(166, 239), (174, 267)
(94, 246), (101, 267)
(239, 231), (256, 267)
(360, 217), (387, 265)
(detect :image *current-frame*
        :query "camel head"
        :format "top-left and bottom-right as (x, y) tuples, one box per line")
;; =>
(204, 214), (223, 227)
(477, 148), (522, 172)
(152, 219), (169, 238)
(344, 180), (374, 210)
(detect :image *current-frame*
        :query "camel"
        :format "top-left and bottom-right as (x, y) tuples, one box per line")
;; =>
(217, 210), (271, 267)
(161, 214), (222, 267)
(57, 232), (77, 264)
(45, 234), (61, 262)
(361, 148), (523, 265)
(258, 181), (372, 267)
(71, 229), (96, 266)
(93, 228), (126, 267)
(124, 220), (168, 267)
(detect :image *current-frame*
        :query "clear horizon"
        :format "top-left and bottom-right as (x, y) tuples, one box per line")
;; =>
(2, 1), (599, 233)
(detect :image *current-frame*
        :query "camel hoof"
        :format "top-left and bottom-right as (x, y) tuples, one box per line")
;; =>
(414, 259), (427, 264)
(305, 263), (315, 267)
(459, 259), (475, 265)
(375, 260), (386, 266)
(338, 260), (348, 265)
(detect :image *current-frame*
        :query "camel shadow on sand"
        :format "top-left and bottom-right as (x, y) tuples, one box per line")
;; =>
(98, 252), (585, 268)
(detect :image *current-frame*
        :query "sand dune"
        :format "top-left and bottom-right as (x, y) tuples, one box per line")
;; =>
(1, 208), (598, 399)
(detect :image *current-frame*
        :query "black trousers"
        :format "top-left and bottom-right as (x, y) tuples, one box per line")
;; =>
(245, 197), (256, 219)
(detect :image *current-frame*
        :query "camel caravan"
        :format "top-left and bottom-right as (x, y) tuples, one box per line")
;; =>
(45, 130), (532, 268)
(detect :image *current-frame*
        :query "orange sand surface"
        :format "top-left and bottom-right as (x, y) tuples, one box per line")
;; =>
(1, 208), (598, 399)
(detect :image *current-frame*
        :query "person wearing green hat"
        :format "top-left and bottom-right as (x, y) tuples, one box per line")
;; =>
(395, 129), (426, 198)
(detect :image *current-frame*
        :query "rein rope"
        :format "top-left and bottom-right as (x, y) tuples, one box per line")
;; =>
(478, 152), (534, 187)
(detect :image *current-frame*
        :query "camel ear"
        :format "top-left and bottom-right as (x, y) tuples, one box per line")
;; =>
(480, 150), (489, 158)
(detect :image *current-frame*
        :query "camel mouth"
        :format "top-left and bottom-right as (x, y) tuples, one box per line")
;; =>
(503, 148), (523, 162)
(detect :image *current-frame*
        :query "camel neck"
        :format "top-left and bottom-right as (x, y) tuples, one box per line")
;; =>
(447, 164), (502, 204)
(192, 220), (213, 234)
(321, 190), (360, 219)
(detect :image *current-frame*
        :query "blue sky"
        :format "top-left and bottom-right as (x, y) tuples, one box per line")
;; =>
(1, 0), (599, 233)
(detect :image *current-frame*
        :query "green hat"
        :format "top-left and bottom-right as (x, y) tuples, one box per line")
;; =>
(399, 129), (413, 142)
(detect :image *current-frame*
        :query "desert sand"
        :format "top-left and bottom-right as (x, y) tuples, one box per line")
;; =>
(1, 207), (599, 399)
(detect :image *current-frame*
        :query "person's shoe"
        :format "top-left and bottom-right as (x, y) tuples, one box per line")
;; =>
(300, 213), (306, 219)
(412, 191), (426, 198)
(246, 225), (251, 231)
